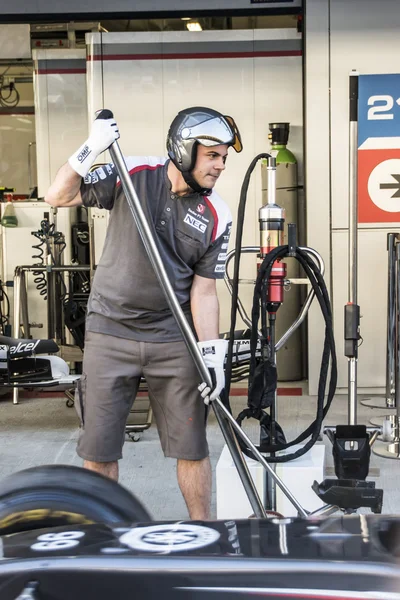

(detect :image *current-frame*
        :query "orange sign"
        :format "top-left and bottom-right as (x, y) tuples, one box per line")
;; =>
(358, 149), (400, 223)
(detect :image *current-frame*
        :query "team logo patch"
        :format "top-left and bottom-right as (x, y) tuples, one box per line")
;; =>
(97, 166), (107, 180)
(90, 171), (99, 184)
(197, 203), (205, 214)
(202, 346), (215, 356)
(119, 524), (220, 553)
(214, 265), (225, 273)
(184, 213), (207, 233)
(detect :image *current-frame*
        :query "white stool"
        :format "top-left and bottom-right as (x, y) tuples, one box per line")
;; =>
(216, 443), (325, 518)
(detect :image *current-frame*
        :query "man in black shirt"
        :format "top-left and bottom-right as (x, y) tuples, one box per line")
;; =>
(45, 107), (242, 520)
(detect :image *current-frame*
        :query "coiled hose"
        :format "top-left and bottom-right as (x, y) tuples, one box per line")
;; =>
(31, 230), (48, 300)
(31, 220), (67, 301)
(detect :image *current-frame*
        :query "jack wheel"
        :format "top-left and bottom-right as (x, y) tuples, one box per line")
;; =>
(127, 432), (141, 443)
(382, 417), (394, 443)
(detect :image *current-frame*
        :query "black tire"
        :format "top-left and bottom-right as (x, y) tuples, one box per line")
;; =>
(0, 464), (152, 535)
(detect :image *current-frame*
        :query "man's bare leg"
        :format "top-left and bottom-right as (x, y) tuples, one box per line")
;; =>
(177, 457), (211, 520)
(84, 460), (119, 481)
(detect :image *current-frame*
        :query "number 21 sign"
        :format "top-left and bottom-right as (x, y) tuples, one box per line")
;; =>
(358, 74), (400, 224)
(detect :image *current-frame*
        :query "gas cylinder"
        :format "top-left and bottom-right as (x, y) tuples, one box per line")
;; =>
(261, 123), (302, 381)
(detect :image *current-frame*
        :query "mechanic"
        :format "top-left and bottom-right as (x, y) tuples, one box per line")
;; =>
(45, 106), (242, 520)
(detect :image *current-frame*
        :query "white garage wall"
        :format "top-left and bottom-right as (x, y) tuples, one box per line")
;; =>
(0, 107), (36, 195)
(305, 0), (400, 394)
(8, 50), (89, 338)
(85, 28), (303, 333)
(33, 49), (88, 198)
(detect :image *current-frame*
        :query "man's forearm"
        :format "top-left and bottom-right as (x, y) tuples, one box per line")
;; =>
(45, 162), (82, 207)
(191, 292), (220, 342)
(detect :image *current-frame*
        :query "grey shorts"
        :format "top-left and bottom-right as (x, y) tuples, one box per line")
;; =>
(75, 331), (209, 462)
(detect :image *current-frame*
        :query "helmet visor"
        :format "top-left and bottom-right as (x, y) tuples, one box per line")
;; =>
(224, 115), (243, 153)
(180, 115), (243, 153)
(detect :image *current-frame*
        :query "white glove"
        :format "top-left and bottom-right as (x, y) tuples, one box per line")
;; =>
(68, 118), (120, 178)
(197, 339), (228, 405)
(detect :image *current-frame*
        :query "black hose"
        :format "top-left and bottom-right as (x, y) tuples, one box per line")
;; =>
(224, 155), (337, 464)
(31, 233), (48, 299)
(237, 244), (337, 463)
(31, 221), (68, 301)
(225, 153), (272, 402)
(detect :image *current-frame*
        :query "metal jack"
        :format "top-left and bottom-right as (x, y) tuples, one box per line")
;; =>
(373, 240), (400, 460)
(314, 73), (383, 515)
(100, 109), (337, 520)
(361, 233), (399, 411)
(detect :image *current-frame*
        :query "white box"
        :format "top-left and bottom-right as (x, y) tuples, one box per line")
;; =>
(216, 443), (266, 520)
(216, 443), (325, 519)
(275, 443), (325, 517)
(0, 25), (31, 59)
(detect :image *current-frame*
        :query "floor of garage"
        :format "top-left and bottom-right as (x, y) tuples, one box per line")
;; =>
(0, 387), (396, 520)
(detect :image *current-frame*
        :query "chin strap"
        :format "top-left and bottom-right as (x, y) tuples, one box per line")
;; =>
(182, 170), (212, 196)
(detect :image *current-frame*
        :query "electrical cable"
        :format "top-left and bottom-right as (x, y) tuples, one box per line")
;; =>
(0, 78), (20, 108)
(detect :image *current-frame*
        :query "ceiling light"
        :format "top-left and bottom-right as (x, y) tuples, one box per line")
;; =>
(186, 21), (202, 32)
(181, 17), (191, 21)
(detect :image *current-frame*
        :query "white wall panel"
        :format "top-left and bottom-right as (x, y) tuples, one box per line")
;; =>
(0, 112), (36, 194)
(33, 49), (88, 197)
(332, 229), (390, 390)
(86, 29), (303, 333)
(304, 0), (331, 395)
(0, 25), (31, 59)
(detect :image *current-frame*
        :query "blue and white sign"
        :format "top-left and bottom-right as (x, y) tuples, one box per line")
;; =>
(358, 74), (400, 149)
(358, 73), (400, 224)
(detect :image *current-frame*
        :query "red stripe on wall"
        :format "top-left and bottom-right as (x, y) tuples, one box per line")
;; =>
(88, 50), (302, 62)
(138, 387), (303, 398)
(229, 387), (303, 397)
(13, 386), (303, 400)
(35, 69), (86, 74)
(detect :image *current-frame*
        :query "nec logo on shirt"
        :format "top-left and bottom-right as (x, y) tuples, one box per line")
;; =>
(184, 214), (207, 233)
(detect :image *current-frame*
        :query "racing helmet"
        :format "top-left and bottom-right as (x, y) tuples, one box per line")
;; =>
(166, 106), (242, 194)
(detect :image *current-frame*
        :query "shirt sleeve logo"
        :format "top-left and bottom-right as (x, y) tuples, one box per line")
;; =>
(196, 203), (206, 214)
